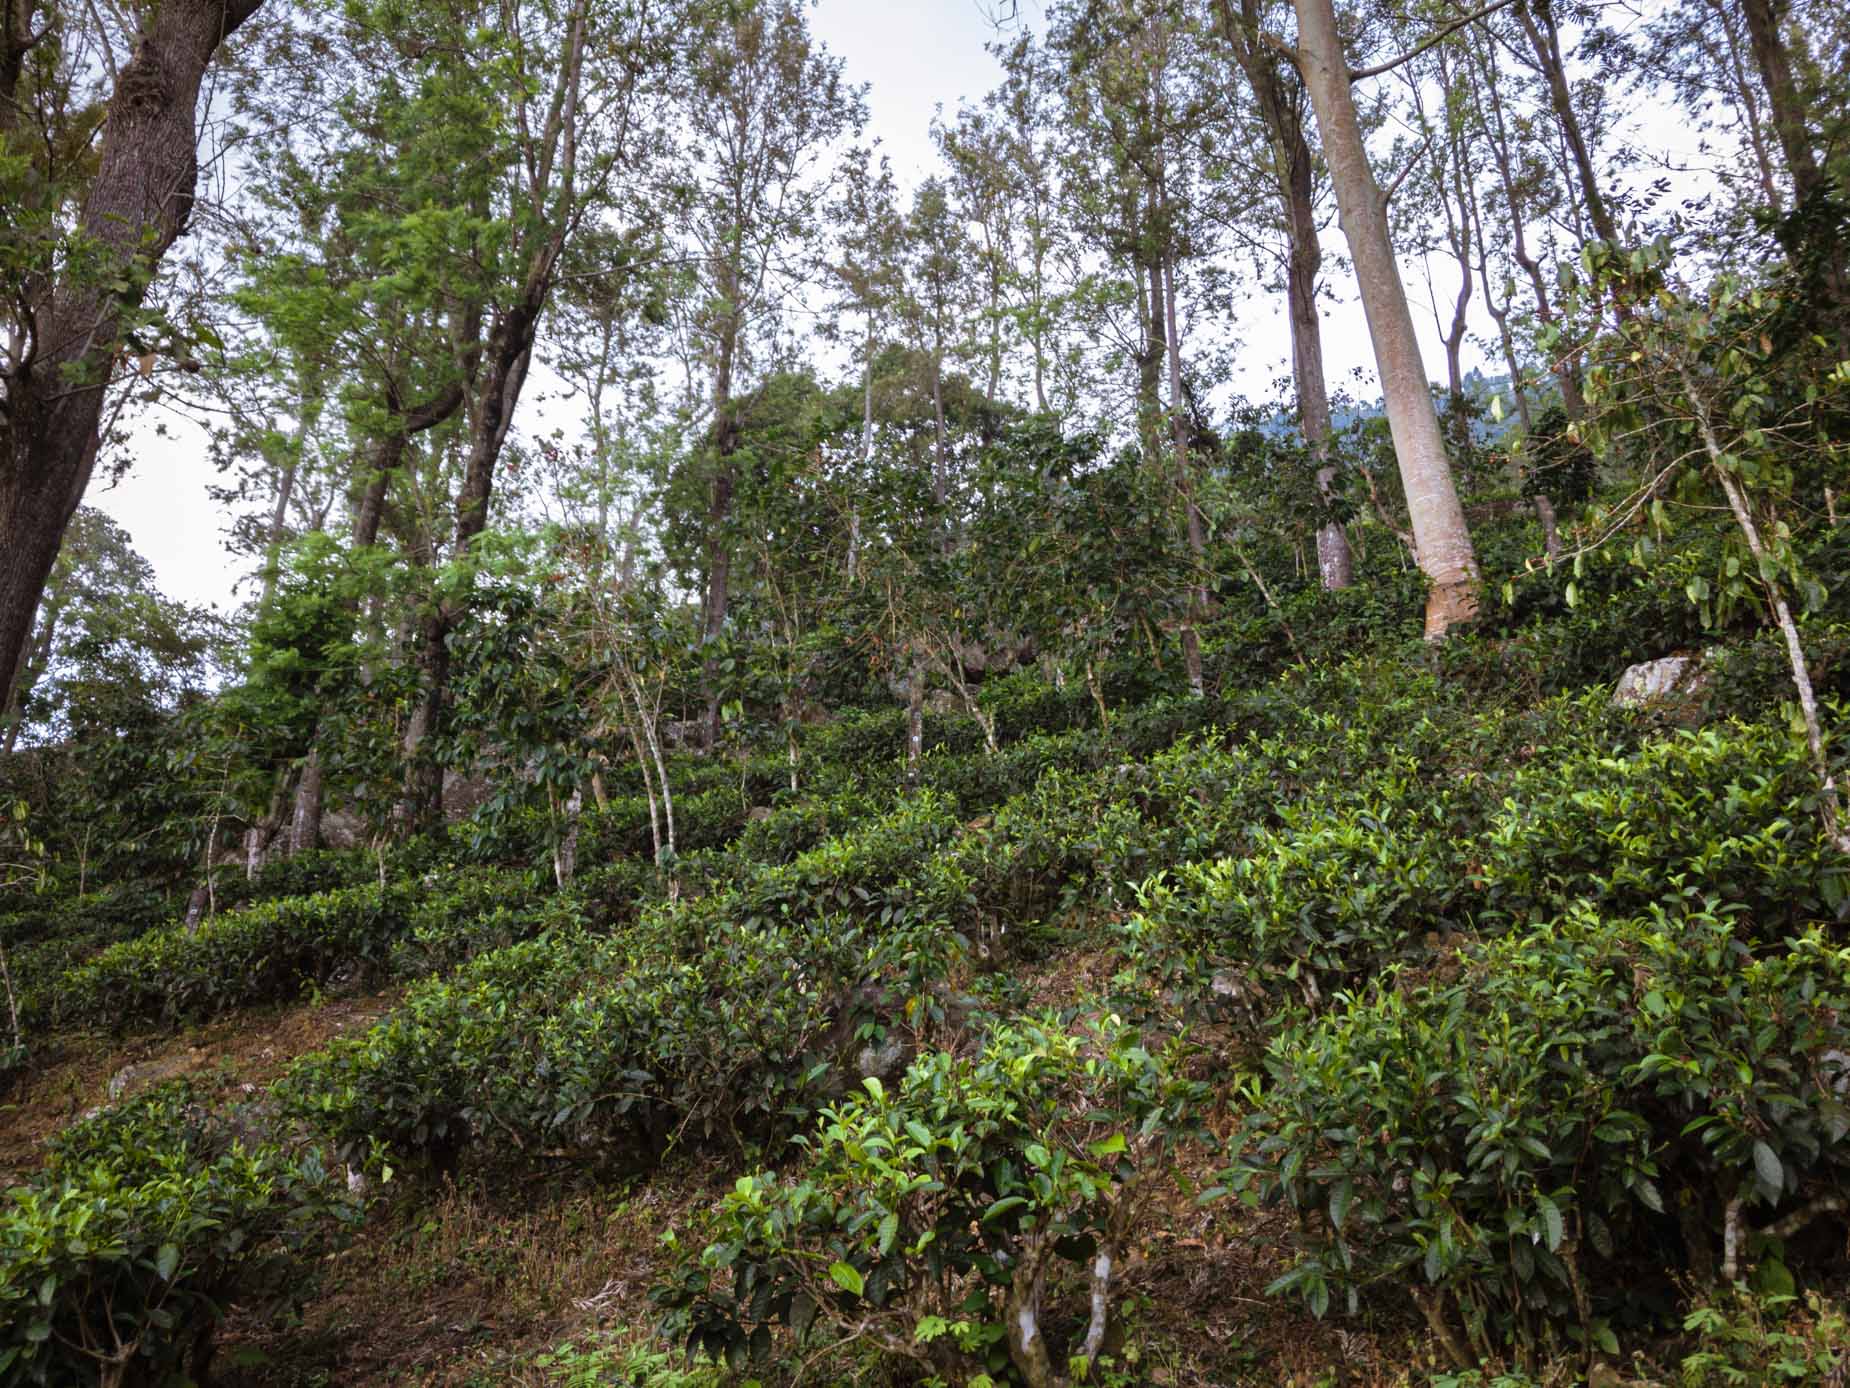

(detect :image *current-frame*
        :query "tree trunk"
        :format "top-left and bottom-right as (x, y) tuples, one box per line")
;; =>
(1282, 109), (1350, 590)
(291, 748), (324, 855)
(0, 583), (58, 755)
(1162, 258), (1207, 697)
(1292, 0), (1480, 637)
(906, 646), (925, 786)
(396, 310), (540, 832)
(1136, 255), (1166, 462)
(0, 0), (266, 710)
(1737, 0), (1821, 202)
(257, 400), (310, 614)
(552, 786), (581, 889)
(394, 0), (582, 823)
(700, 324), (740, 751)
(1220, 0), (1353, 591)
(1513, 0), (1620, 245)
(1685, 368), (1850, 853)
(701, 455), (735, 749)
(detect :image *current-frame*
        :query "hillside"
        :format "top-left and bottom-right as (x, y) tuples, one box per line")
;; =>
(5, 0), (1850, 1381)
(6, 492), (1850, 1385)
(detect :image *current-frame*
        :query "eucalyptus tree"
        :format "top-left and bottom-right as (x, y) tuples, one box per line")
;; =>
(1637, 0), (1848, 323)
(1, 0), (266, 732)
(232, 0), (682, 834)
(989, 34), (1081, 416)
(823, 150), (906, 583)
(899, 179), (980, 515)
(1278, 0), (1482, 636)
(1049, 0), (1233, 694)
(1209, 0), (1351, 589)
(1507, 0), (1623, 249)
(667, 0), (864, 746)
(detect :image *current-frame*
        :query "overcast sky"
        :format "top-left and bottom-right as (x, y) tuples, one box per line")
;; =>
(88, 0), (1707, 618)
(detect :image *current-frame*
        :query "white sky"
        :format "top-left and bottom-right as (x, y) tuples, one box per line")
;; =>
(88, 0), (1710, 617)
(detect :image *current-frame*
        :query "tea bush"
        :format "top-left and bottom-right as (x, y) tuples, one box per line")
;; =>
(1479, 721), (1843, 929)
(1220, 900), (1850, 1359)
(47, 883), (421, 1028)
(657, 1015), (1204, 1386)
(0, 1082), (347, 1386)
(1121, 762), (1479, 1017)
(43, 868), (556, 1030)
(283, 893), (966, 1177)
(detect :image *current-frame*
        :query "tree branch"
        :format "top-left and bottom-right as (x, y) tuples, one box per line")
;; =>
(1348, 0), (1519, 82)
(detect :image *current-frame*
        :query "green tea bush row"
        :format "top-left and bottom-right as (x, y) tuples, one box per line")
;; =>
(1478, 720), (1844, 929)
(657, 1016), (1204, 1384)
(282, 903), (963, 1177)
(1125, 715), (1836, 1024)
(1221, 901), (1850, 1358)
(42, 868), (552, 1031)
(0, 1082), (347, 1386)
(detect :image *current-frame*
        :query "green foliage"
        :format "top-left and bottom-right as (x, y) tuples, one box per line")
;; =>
(41, 869), (553, 1031)
(656, 1016), (1203, 1383)
(0, 1082), (347, 1386)
(534, 1330), (726, 1386)
(45, 883), (418, 1029)
(1220, 902), (1850, 1353)
(1679, 1286), (1849, 1384)
(1478, 720), (1845, 928)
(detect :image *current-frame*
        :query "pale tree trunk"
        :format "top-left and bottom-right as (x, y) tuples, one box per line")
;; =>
(849, 328), (874, 581)
(257, 388), (314, 613)
(0, 0), (267, 714)
(700, 338), (739, 751)
(552, 786), (581, 889)
(1684, 368), (1850, 854)
(1136, 254), (1167, 463)
(1162, 258), (1207, 697)
(1292, 0), (1481, 637)
(291, 749), (324, 854)
(1286, 215), (1352, 590)
(906, 645), (925, 786)
(619, 662), (674, 864)
(292, 380), (463, 854)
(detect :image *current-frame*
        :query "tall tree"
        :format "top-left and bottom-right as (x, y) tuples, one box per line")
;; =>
(1285, 0), (1482, 636)
(1, 0), (265, 728)
(671, 0), (862, 746)
(1213, 0), (1352, 589)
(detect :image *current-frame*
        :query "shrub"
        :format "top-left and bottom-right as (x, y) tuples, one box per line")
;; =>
(44, 867), (556, 1031)
(1122, 771), (1474, 1017)
(1219, 901), (1850, 1362)
(0, 1083), (347, 1386)
(657, 1016), (1204, 1386)
(283, 894), (965, 1178)
(1478, 720), (1843, 930)
(48, 883), (420, 1029)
